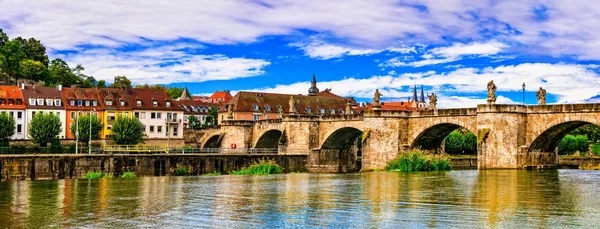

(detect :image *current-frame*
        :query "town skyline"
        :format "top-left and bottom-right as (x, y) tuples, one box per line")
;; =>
(2, 1), (600, 108)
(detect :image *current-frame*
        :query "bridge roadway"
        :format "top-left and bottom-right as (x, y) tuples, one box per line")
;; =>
(184, 103), (600, 171)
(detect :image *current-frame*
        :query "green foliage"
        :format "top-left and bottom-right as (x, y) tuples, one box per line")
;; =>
(45, 58), (83, 87)
(592, 144), (600, 156)
(28, 112), (62, 147)
(385, 151), (452, 172)
(559, 135), (590, 156)
(85, 171), (103, 179)
(50, 144), (63, 154)
(10, 145), (25, 154)
(103, 173), (114, 178)
(444, 131), (464, 154)
(463, 132), (477, 154)
(231, 160), (282, 175)
(19, 59), (47, 81)
(0, 112), (15, 140)
(187, 115), (201, 129)
(120, 171), (136, 179)
(167, 87), (183, 99)
(569, 124), (600, 142)
(110, 75), (132, 88)
(203, 171), (222, 176)
(97, 80), (107, 88)
(110, 116), (146, 145)
(173, 164), (192, 176)
(70, 114), (103, 146)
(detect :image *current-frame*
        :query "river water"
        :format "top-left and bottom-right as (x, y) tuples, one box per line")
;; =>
(1, 170), (599, 228)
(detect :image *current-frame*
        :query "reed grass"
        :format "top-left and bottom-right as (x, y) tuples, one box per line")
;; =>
(385, 151), (451, 172)
(231, 160), (282, 175)
(120, 171), (136, 179)
(84, 171), (103, 179)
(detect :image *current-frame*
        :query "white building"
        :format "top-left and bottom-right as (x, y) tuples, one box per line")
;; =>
(22, 85), (68, 139)
(129, 88), (184, 139)
(0, 85), (27, 139)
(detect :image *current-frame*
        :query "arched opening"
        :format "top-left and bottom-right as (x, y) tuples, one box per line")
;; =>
(529, 121), (591, 153)
(529, 121), (600, 159)
(254, 130), (282, 149)
(202, 135), (222, 149)
(410, 123), (476, 156)
(313, 127), (363, 173)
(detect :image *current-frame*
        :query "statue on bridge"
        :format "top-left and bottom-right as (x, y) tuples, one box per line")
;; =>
(428, 93), (437, 110)
(227, 104), (234, 120)
(373, 89), (382, 109)
(487, 80), (497, 105)
(537, 87), (547, 105)
(289, 96), (296, 114)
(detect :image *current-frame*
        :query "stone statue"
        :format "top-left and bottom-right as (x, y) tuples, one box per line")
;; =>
(373, 89), (382, 108)
(345, 102), (352, 115)
(278, 105), (283, 116)
(428, 93), (437, 110)
(288, 96), (296, 113)
(537, 87), (547, 105)
(226, 104), (234, 120)
(487, 80), (497, 104)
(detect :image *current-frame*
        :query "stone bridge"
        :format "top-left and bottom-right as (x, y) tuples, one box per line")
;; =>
(185, 103), (600, 172)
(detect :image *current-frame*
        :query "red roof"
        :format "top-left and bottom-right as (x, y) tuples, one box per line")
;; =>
(209, 91), (233, 102)
(61, 88), (102, 111)
(0, 86), (25, 109)
(127, 88), (181, 111)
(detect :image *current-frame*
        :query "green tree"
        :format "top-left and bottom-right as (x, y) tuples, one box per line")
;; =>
(187, 115), (201, 129)
(167, 87), (183, 99)
(0, 37), (27, 79)
(110, 75), (132, 88)
(19, 59), (46, 81)
(0, 29), (8, 47)
(46, 58), (80, 86)
(463, 132), (477, 155)
(569, 124), (600, 142)
(28, 112), (62, 147)
(574, 135), (590, 156)
(70, 114), (103, 146)
(0, 112), (15, 146)
(97, 80), (107, 88)
(23, 38), (49, 67)
(110, 116), (145, 145)
(444, 131), (464, 155)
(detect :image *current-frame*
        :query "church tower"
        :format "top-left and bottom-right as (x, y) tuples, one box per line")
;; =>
(308, 72), (319, 96)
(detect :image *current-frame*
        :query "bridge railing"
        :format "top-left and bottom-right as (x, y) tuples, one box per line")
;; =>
(0, 146), (286, 155)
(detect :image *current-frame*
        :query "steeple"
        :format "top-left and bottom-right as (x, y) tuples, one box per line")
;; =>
(412, 85), (418, 102)
(179, 87), (192, 100)
(420, 85), (425, 103)
(308, 72), (319, 96)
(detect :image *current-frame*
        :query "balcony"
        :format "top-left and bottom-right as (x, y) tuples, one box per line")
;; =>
(165, 118), (181, 124)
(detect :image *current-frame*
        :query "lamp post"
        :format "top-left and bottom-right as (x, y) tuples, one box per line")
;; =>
(522, 82), (526, 105)
(88, 108), (95, 154)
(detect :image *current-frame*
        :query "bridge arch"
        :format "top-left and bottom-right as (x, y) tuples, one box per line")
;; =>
(202, 135), (222, 148)
(321, 127), (363, 150)
(253, 129), (283, 148)
(410, 123), (473, 151)
(529, 121), (594, 152)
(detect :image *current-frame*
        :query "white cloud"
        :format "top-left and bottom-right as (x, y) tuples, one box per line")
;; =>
(291, 39), (415, 60)
(57, 45), (270, 85)
(242, 63), (600, 105)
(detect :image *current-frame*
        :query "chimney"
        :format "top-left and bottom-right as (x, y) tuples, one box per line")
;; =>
(57, 84), (62, 91)
(20, 83), (25, 90)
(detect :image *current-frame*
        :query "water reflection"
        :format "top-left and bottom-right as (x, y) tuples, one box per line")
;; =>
(0, 170), (598, 228)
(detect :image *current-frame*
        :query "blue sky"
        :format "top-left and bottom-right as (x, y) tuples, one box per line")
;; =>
(2, 0), (600, 107)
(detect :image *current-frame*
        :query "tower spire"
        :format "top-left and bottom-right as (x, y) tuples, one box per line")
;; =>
(420, 85), (425, 103)
(308, 72), (319, 96)
(412, 85), (418, 102)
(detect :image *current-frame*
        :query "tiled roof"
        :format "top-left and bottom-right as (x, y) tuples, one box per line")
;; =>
(127, 88), (181, 111)
(0, 86), (25, 109)
(22, 86), (64, 109)
(61, 88), (101, 111)
(98, 88), (131, 110)
(229, 91), (350, 115)
(177, 100), (219, 114)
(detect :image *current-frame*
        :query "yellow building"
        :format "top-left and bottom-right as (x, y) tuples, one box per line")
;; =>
(98, 89), (132, 138)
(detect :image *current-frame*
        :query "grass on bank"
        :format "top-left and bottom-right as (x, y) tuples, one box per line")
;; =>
(385, 151), (452, 172)
(120, 171), (136, 179)
(231, 160), (282, 175)
(84, 171), (136, 179)
(203, 171), (222, 176)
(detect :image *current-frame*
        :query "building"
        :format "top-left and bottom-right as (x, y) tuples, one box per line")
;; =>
(219, 74), (351, 124)
(128, 88), (183, 139)
(192, 90), (233, 103)
(0, 86), (26, 139)
(176, 89), (219, 128)
(21, 84), (67, 139)
(98, 88), (132, 138)
(61, 87), (103, 139)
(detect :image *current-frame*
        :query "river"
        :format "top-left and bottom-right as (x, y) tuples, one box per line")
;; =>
(0, 170), (599, 228)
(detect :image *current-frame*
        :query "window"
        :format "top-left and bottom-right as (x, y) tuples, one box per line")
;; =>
(166, 101), (171, 107)
(265, 115), (269, 120)
(92, 100), (97, 106)
(330, 109), (335, 114)
(142, 125), (146, 131)
(338, 109), (344, 114)
(265, 105), (271, 111)
(120, 100), (125, 106)
(77, 100), (82, 106)
(134, 112), (139, 118)
(16, 99), (22, 105)
(140, 112), (146, 119)
(69, 100), (75, 106)
(85, 100), (90, 106)
(157, 126), (162, 133)
(45, 99), (53, 106)
(305, 107), (312, 113)
(253, 114), (261, 121)
(152, 100), (158, 107)
(32, 111), (36, 117)
(124, 112), (129, 117)
(150, 125), (155, 132)
(173, 127), (178, 136)
(151, 112), (156, 119)
(136, 100), (142, 106)
(71, 112), (75, 119)
(0, 99), (5, 105)
(30, 98), (36, 105)
(157, 112), (162, 119)
(38, 98), (44, 105)
(56, 112), (60, 117)
(105, 100), (113, 106)
(55, 99), (61, 106)
(183, 116), (188, 121)
(8, 99), (13, 105)
(17, 112), (22, 119)
(17, 124), (22, 133)
(252, 104), (260, 111)
(320, 108), (325, 114)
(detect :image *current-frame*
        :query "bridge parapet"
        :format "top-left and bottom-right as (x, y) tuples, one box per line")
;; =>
(412, 108), (477, 117)
(477, 104), (527, 113)
(221, 120), (255, 126)
(283, 114), (364, 122)
(526, 103), (600, 113)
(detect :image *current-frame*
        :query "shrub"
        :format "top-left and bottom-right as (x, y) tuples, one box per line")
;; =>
(385, 151), (452, 172)
(231, 160), (282, 175)
(120, 171), (136, 179)
(558, 135), (577, 155)
(463, 132), (477, 155)
(110, 116), (145, 145)
(173, 164), (192, 176)
(574, 135), (590, 156)
(444, 131), (464, 154)
(203, 171), (222, 176)
(67, 144), (77, 154)
(10, 145), (25, 154)
(592, 144), (600, 156)
(0, 112), (15, 142)
(28, 112), (62, 147)
(50, 144), (63, 154)
(85, 171), (103, 179)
